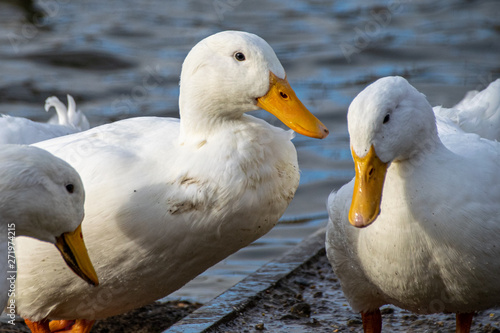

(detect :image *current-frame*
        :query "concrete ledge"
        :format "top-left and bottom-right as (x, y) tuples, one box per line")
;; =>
(163, 228), (326, 333)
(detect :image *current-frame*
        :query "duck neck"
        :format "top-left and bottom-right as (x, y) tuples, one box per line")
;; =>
(414, 128), (444, 159)
(394, 132), (451, 179)
(392, 116), (446, 163)
(178, 88), (245, 145)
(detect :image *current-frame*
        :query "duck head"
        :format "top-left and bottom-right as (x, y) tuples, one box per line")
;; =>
(347, 76), (438, 228)
(1, 145), (99, 286)
(179, 31), (328, 139)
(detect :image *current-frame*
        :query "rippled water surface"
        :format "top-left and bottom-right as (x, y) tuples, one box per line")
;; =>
(0, 0), (498, 302)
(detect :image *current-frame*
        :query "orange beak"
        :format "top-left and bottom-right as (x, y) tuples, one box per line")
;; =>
(348, 145), (388, 228)
(256, 72), (329, 139)
(55, 224), (99, 286)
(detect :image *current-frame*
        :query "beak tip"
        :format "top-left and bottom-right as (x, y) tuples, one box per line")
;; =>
(349, 213), (374, 228)
(320, 126), (329, 139)
(305, 124), (329, 139)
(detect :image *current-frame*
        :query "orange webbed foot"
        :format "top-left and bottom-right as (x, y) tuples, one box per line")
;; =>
(49, 320), (75, 331)
(25, 318), (95, 333)
(49, 319), (95, 333)
(25, 318), (51, 333)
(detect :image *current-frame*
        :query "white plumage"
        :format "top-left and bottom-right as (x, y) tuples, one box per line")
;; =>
(326, 76), (500, 332)
(15, 31), (327, 328)
(0, 145), (97, 310)
(0, 95), (89, 145)
(434, 79), (500, 141)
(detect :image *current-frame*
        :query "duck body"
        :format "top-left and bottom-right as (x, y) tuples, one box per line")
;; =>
(327, 129), (500, 314)
(14, 31), (327, 323)
(326, 76), (500, 331)
(0, 116), (77, 144)
(434, 79), (500, 141)
(0, 95), (89, 145)
(17, 114), (298, 320)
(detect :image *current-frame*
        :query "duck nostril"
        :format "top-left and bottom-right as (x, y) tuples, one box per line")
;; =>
(368, 167), (374, 176)
(279, 91), (289, 100)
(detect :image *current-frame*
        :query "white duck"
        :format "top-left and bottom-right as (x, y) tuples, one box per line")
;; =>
(15, 31), (328, 333)
(0, 95), (90, 145)
(0, 145), (98, 312)
(434, 78), (500, 141)
(45, 95), (90, 131)
(326, 76), (500, 333)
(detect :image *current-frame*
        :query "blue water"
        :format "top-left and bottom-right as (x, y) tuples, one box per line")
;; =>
(0, 0), (498, 303)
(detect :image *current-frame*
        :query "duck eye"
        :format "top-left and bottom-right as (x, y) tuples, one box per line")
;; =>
(383, 114), (390, 124)
(65, 184), (74, 193)
(234, 52), (246, 61)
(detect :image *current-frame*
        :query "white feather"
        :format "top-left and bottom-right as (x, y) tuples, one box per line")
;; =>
(326, 76), (500, 315)
(0, 145), (85, 309)
(0, 95), (89, 145)
(15, 31), (302, 321)
(434, 79), (500, 141)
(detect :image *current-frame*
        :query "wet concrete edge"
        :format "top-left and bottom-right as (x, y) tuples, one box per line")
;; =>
(163, 227), (327, 333)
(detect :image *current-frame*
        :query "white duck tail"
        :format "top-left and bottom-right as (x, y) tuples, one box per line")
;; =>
(434, 79), (500, 141)
(45, 95), (90, 131)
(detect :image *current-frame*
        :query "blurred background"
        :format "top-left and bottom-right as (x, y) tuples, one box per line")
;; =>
(0, 0), (498, 303)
